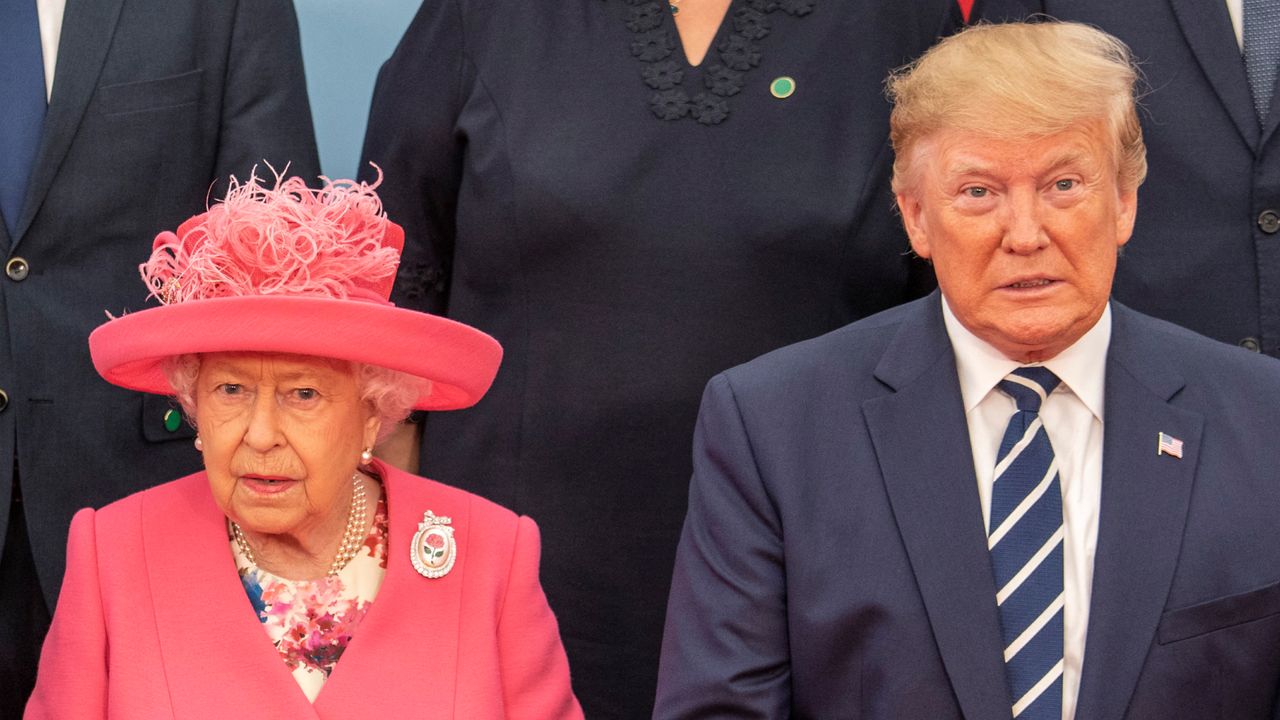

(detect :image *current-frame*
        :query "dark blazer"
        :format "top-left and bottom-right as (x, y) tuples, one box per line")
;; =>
(0, 0), (318, 608)
(656, 293), (1280, 718)
(359, 2), (958, 715)
(975, 0), (1280, 357)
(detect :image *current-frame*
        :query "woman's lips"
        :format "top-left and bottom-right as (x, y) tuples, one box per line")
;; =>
(240, 475), (300, 495)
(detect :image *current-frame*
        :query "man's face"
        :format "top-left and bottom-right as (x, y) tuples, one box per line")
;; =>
(896, 123), (1137, 363)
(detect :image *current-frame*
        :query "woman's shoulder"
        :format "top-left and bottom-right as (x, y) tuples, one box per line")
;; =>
(380, 464), (536, 576)
(381, 463), (520, 527)
(88, 471), (211, 528)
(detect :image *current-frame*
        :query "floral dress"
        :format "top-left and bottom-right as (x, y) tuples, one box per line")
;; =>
(231, 494), (390, 702)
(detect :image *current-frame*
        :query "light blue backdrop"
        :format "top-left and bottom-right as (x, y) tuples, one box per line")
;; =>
(295, 0), (420, 179)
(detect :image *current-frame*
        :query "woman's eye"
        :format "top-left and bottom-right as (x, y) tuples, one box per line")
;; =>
(1055, 179), (1076, 191)
(217, 383), (243, 396)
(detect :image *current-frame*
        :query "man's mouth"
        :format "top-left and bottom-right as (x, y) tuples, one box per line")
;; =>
(1006, 278), (1054, 289)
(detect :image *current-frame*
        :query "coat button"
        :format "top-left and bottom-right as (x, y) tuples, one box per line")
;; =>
(5, 257), (29, 281)
(0, 389), (9, 412)
(1240, 337), (1262, 352)
(1259, 210), (1280, 234)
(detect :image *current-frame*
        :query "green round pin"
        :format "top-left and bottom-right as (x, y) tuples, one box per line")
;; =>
(770, 76), (796, 99)
(163, 408), (182, 432)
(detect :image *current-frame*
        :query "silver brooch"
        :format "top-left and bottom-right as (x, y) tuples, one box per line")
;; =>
(410, 510), (457, 579)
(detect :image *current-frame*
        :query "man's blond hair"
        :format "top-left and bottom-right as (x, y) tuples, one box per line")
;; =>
(887, 21), (1147, 194)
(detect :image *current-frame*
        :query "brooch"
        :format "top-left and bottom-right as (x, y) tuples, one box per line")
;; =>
(410, 510), (457, 579)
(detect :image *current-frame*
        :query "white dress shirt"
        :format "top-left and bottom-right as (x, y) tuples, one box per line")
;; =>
(36, 0), (66, 101)
(942, 298), (1109, 720)
(1227, 0), (1243, 50)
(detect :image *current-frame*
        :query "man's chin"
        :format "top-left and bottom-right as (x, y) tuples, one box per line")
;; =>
(982, 316), (1088, 363)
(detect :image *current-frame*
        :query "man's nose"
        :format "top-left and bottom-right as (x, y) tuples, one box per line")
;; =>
(1001, 188), (1050, 254)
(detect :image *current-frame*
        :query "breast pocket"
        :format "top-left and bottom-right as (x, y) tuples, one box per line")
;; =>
(1157, 579), (1280, 644)
(97, 69), (203, 117)
(141, 393), (195, 443)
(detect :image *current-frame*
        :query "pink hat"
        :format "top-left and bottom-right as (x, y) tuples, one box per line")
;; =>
(89, 173), (501, 411)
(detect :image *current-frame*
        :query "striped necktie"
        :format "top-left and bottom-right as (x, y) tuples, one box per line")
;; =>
(1245, 0), (1280, 122)
(988, 367), (1064, 719)
(0, 0), (47, 238)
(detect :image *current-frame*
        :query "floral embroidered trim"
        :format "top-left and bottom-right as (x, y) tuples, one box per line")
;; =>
(617, 0), (816, 125)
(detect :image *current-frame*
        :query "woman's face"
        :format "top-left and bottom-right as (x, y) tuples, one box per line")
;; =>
(194, 352), (380, 540)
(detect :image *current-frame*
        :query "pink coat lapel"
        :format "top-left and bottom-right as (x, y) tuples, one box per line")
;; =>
(313, 465), (465, 716)
(138, 466), (472, 717)
(143, 474), (320, 719)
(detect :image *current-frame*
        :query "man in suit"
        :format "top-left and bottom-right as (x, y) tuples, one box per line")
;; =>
(971, 0), (1280, 358)
(0, 0), (318, 713)
(655, 21), (1280, 719)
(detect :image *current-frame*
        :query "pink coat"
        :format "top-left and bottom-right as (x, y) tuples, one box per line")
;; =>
(26, 461), (584, 719)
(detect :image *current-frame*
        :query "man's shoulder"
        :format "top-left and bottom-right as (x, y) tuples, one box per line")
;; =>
(1114, 304), (1280, 397)
(716, 298), (927, 402)
(1119, 305), (1280, 367)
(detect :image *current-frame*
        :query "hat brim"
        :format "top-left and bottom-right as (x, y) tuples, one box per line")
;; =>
(89, 296), (502, 411)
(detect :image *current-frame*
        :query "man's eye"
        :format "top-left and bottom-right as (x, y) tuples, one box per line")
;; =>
(294, 388), (318, 401)
(964, 187), (988, 198)
(1055, 179), (1076, 191)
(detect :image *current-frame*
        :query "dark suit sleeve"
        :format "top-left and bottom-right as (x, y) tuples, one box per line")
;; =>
(358, 0), (468, 315)
(214, 0), (320, 189)
(654, 374), (791, 719)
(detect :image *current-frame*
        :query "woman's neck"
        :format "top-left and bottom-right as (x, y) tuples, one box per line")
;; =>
(239, 474), (380, 581)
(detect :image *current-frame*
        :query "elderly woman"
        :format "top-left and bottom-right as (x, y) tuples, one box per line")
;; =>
(24, 175), (583, 719)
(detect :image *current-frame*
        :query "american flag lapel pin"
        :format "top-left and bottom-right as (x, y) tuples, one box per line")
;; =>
(1157, 432), (1184, 459)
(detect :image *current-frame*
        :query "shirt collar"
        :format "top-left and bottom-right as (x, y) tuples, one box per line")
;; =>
(941, 296), (1110, 421)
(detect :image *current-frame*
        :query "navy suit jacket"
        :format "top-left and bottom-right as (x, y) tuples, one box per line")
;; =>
(0, 0), (318, 607)
(655, 293), (1280, 719)
(973, 0), (1280, 357)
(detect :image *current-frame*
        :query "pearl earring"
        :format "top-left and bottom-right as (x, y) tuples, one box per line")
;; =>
(360, 447), (373, 464)
(194, 435), (204, 451)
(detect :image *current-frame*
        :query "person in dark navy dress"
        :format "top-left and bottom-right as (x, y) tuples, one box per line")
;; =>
(358, 1), (959, 716)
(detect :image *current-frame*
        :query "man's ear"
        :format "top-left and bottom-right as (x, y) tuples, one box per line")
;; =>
(897, 191), (932, 259)
(1114, 187), (1138, 250)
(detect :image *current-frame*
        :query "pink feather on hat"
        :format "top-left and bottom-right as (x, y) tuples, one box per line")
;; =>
(142, 172), (403, 305)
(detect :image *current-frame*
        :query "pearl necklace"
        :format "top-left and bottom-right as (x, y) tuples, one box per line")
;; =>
(231, 473), (368, 577)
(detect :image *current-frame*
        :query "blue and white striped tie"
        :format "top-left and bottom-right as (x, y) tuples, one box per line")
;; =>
(1245, 0), (1280, 121)
(989, 367), (1064, 719)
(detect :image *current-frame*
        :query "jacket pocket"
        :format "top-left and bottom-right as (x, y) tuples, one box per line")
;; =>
(97, 69), (202, 117)
(1157, 578), (1280, 644)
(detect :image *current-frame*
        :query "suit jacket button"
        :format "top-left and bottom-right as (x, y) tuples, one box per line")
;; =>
(1240, 336), (1262, 352)
(5, 257), (29, 281)
(1259, 210), (1280, 234)
(0, 389), (9, 412)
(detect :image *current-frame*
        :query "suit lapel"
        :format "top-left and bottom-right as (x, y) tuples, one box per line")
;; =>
(144, 475), (320, 719)
(314, 465), (461, 716)
(11, 0), (125, 244)
(1073, 304), (1202, 720)
(863, 295), (1014, 719)
(1167, 0), (1261, 151)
